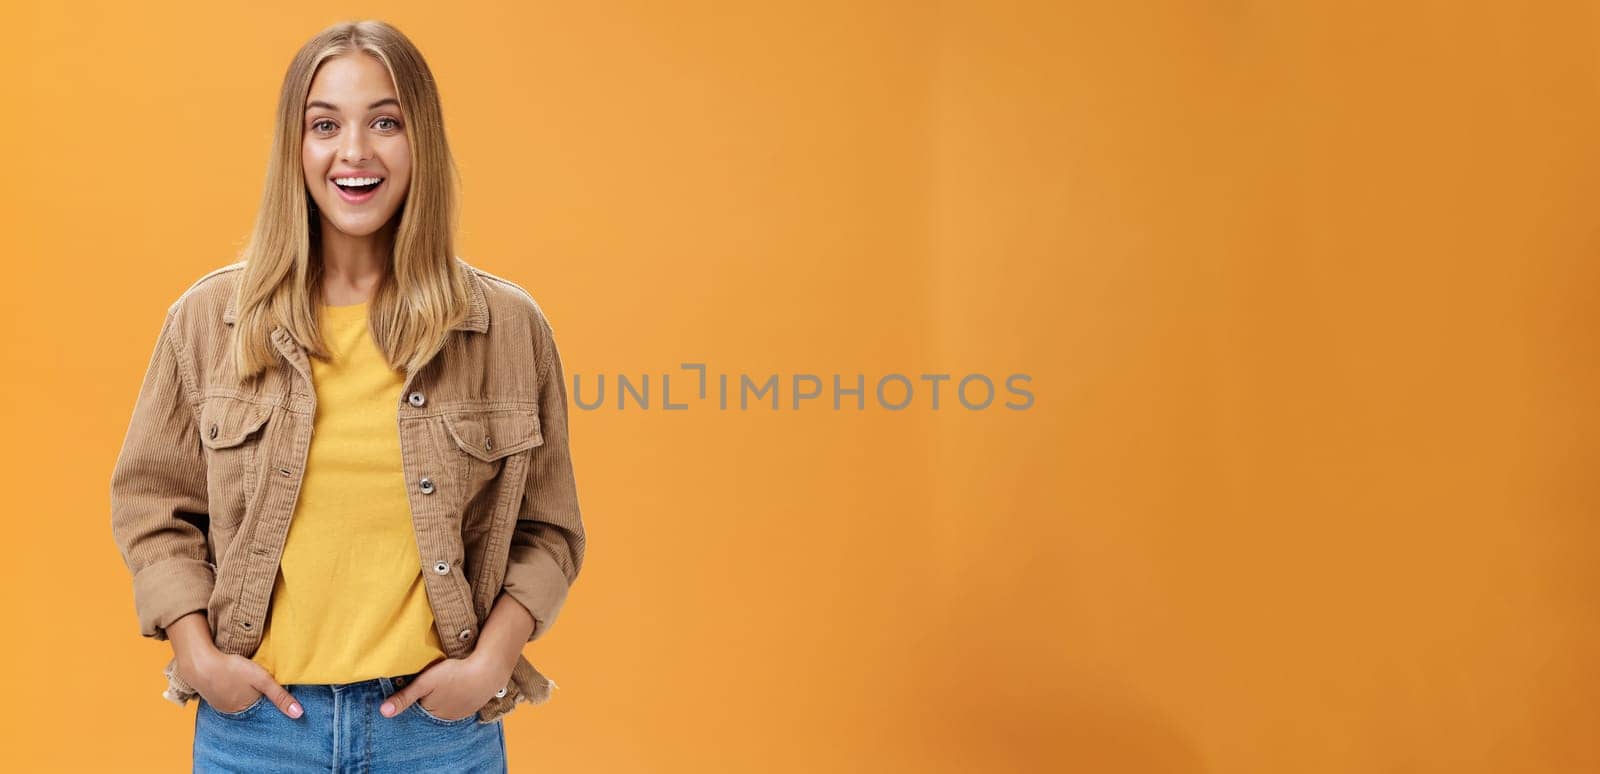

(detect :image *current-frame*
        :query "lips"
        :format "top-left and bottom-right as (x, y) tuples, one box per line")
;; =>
(332, 178), (383, 204)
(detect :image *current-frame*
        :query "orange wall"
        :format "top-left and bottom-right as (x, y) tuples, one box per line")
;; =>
(3, 1), (1596, 771)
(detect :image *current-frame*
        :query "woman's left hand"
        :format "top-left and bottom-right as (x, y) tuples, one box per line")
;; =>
(379, 655), (509, 721)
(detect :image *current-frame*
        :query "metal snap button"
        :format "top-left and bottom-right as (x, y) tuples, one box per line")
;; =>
(209, 424), (219, 439)
(408, 391), (426, 407)
(495, 687), (507, 698)
(484, 437), (493, 452)
(458, 628), (473, 641)
(433, 561), (449, 574)
(419, 477), (435, 495)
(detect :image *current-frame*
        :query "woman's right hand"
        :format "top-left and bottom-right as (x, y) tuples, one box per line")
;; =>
(179, 648), (302, 718)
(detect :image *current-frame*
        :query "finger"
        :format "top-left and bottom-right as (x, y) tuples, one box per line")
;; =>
(254, 676), (303, 718)
(380, 683), (418, 718)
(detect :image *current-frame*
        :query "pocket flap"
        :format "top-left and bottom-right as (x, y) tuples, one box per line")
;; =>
(443, 409), (543, 462)
(199, 398), (272, 449)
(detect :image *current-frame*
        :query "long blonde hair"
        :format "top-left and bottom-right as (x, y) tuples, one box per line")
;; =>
(229, 19), (470, 381)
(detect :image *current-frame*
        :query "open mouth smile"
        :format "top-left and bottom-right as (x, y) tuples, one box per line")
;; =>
(332, 175), (385, 204)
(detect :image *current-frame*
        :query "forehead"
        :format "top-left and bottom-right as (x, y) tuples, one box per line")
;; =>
(306, 53), (397, 106)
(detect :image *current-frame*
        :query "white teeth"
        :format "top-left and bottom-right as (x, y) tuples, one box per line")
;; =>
(334, 176), (383, 186)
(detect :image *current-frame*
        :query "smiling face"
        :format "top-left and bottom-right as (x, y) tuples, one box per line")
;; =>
(301, 53), (412, 242)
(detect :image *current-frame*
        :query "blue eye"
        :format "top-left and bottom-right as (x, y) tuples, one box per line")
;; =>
(311, 119), (335, 133)
(375, 117), (400, 131)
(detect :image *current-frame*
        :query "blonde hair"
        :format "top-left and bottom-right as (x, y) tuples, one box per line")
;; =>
(229, 19), (470, 381)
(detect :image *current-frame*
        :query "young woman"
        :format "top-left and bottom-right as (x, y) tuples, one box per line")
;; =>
(109, 20), (585, 772)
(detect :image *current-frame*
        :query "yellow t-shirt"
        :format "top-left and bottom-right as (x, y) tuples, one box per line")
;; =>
(251, 299), (447, 684)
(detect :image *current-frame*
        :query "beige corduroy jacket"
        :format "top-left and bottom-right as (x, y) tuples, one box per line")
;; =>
(109, 258), (585, 724)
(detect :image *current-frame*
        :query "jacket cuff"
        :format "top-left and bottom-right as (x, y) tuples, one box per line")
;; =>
(501, 546), (570, 642)
(132, 557), (215, 641)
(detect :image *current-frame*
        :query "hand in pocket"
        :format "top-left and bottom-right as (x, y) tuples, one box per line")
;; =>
(184, 650), (302, 718)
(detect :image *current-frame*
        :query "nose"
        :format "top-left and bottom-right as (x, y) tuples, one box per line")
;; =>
(339, 126), (373, 164)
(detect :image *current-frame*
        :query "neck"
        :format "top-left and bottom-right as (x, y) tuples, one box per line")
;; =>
(316, 216), (394, 305)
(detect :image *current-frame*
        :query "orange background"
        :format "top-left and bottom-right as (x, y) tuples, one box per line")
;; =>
(3, 1), (1598, 771)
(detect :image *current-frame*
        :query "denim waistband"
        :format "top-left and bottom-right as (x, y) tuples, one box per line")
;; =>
(375, 668), (427, 696)
(283, 668), (427, 695)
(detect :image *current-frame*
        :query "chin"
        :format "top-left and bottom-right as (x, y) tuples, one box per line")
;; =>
(333, 222), (383, 237)
(321, 214), (398, 238)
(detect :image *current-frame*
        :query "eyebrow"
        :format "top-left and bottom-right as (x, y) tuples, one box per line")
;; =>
(304, 97), (400, 113)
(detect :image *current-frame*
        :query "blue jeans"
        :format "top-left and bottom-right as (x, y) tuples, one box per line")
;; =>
(192, 670), (507, 773)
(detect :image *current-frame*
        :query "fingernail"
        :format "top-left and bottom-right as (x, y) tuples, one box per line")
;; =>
(290, 703), (302, 717)
(381, 702), (394, 716)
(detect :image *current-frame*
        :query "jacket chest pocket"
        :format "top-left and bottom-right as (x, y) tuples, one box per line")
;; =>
(199, 397), (274, 528)
(437, 408), (543, 519)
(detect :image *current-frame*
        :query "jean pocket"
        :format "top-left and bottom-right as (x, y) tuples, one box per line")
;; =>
(410, 700), (474, 726)
(204, 693), (267, 719)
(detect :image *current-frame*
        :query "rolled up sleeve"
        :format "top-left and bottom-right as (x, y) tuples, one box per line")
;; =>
(499, 312), (585, 642)
(109, 309), (214, 641)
